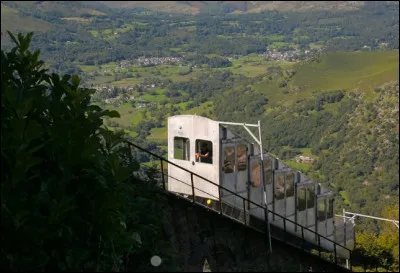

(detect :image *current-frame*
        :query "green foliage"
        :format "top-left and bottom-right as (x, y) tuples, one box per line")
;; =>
(1, 32), (176, 271)
(214, 69), (399, 229)
(1, 1), (398, 67)
(353, 205), (399, 271)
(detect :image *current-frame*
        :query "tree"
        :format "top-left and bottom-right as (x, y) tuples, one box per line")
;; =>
(1, 32), (178, 271)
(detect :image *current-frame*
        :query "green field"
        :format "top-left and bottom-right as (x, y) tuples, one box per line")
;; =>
(309, 42), (324, 49)
(141, 93), (167, 102)
(267, 34), (286, 42)
(105, 103), (143, 127)
(285, 160), (311, 172)
(1, 4), (52, 34)
(62, 17), (91, 23)
(298, 148), (317, 159)
(252, 51), (399, 106)
(291, 51), (399, 97)
(147, 127), (168, 142)
(88, 30), (99, 37)
(109, 77), (142, 86)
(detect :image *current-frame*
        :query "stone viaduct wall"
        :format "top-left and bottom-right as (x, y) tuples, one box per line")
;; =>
(161, 193), (351, 272)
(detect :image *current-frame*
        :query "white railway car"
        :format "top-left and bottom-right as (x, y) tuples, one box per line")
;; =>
(167, 115), (355, 259)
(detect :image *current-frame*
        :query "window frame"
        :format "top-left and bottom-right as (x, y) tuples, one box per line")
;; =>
(264, 158), (273, 185)
(195, 139), (213, 164)
(298, 187), (307, 212)
(173, 136), (190, 161)
(274, 172), (285, 200)
(251, 161), (261, 187)
(285, 172), (295, 198)
(318, 198), (327, 222)
(223, 146), (235, 173)
(327, 198), (334, 219)
(236, 144), (247, 172)
(306, 187), (315, 209)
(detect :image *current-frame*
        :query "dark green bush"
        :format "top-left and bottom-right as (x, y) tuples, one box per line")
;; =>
(1, 32), (176, 272)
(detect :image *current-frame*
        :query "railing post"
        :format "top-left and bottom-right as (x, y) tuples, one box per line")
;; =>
(344, 217), (347, 248)
(218, 187), (223, 215)
(318, 236), (321, 258)
(264, 207), (269, 240)
(334, 243), (337, 264)
(191, 173), (195, 203)
(349, 253), (352, 271)
(160, 159), (165, 190)
(283, 218), (286, 242)
(243, 198), (247, 226)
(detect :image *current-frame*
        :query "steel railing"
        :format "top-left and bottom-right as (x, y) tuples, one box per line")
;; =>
(124, 140), (352, 270)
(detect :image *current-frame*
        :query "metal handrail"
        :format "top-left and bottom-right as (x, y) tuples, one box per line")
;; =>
(124, 140), (352, 269)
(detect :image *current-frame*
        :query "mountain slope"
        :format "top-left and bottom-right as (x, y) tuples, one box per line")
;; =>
(1, 3), (52, 35)
(213, 51), (399, 223)
(97, 1), (368, 14)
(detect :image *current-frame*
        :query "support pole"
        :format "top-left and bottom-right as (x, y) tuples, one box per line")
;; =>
(218, 119), (273, 252)
(258, 120), (273, 253)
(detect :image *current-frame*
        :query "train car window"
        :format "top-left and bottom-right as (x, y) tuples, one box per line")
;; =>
(195, 139), (213, 164)
(327, 199), (334, 219)
(224, 147), (235, 173)
(174, 137), (190, 161)
(275, 173), (285, 200)
(264, 158), (272, 185)
(318, 199), (326, 222)
(298, 187), (307, 211)
(236, 144), (247, 171)
(285, 172), (295, 198)
(251, 162), (261, 187)
(306, 187), (315, 208)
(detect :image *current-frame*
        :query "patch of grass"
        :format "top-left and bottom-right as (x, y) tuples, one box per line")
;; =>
(339, 191), (351, 205)
(99, 1), (200, 14)
(309, 42), (324, 49)
(61, 17), (91, 23)
(82, 8), (106, 16)
(183, 101), (214, 119)
(90, 75), (114, 85)
(285, 159), (311, 172)
(110, 78), (142, 86)
(184, 25), (196, 31)
(141, 93), (167, 102)
(253, 51), (399, 107)
(130, 112), (144, 125)
(77, 64), (97, 73)
(104, 103), (143, 128)
(88, 30), (99, 37)
(298, 148), (315, 158)
(176, 101), (190, 110)
(102, 29), (113, 35)
(100, 62), (118, 70)
(269, 42), (293, 50)
(168, 72), (201, 82)
(1, 3), (52, 34)
(230, 64), (268, 77)
(291, 51), (399, 99)
(147, 127), (168, 142)
(267, 34), (286, 42)
(170, 47), (182, 52)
